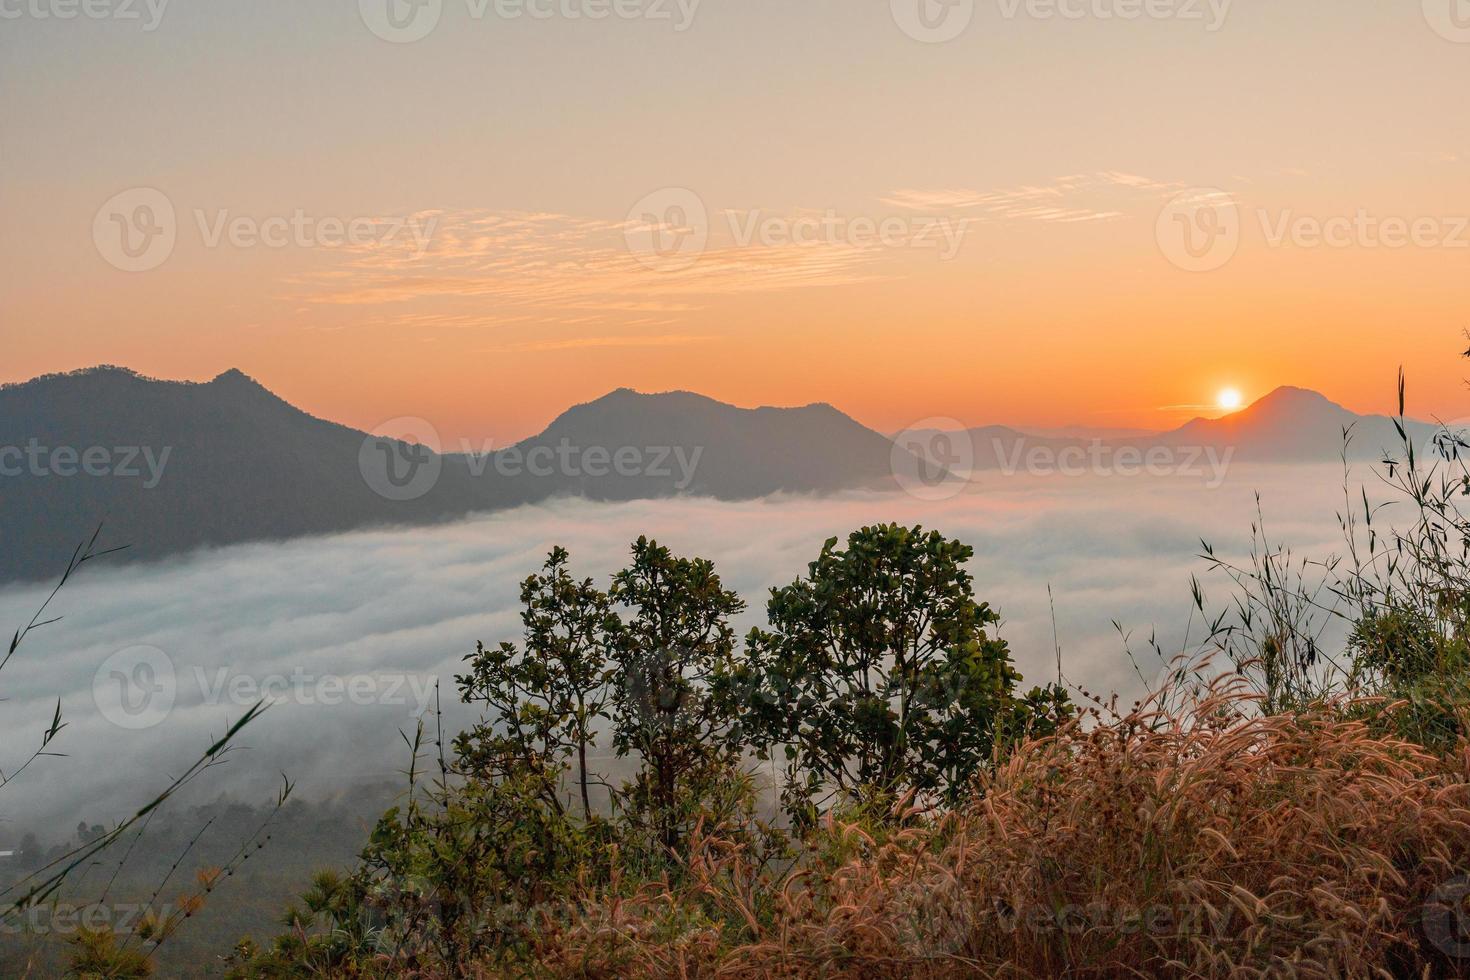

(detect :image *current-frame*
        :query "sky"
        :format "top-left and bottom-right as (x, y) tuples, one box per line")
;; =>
(2, 0), (1468, 444)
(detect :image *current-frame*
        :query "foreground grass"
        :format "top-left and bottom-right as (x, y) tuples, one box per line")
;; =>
(509, 681), (1470, 978)
(226, 675), (1470, 978)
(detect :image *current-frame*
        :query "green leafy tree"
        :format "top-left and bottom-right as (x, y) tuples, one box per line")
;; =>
(608, 536), (747, 853)
(733, 523), (1068, 818)
(455, 547), (616, 820)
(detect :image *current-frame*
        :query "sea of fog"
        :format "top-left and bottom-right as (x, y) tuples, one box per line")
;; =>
(0, 462), (1371, 831)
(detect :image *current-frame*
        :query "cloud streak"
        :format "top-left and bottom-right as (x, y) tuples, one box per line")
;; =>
(883, 171), (1186, 224)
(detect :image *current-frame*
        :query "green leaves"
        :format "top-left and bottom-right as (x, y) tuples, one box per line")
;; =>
(738, 523), (1062, 818)
(455, 549), (615, 821)
(608, 536), (747, 851)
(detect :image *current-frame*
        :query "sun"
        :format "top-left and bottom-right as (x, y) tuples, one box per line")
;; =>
(1217, 387), (1244, 412)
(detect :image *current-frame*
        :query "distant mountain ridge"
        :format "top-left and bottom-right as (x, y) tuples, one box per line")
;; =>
(0, 367), (907, 584)
(0, 368), (1447, 585)
(925, 387), (1441, 471)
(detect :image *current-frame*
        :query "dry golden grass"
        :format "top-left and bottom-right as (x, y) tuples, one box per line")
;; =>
(522, 675), (1470, 979)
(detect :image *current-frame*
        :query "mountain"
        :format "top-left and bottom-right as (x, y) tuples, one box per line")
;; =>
(1156, 386), (1438, 461)
(0, 369), (1447, 586)
(936, 387), (1440, 471)
(0, 368), (907, 585)
(514, 388), (902, 500)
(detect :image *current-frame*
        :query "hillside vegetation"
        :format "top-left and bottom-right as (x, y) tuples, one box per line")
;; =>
(11, 380), (1470, 978)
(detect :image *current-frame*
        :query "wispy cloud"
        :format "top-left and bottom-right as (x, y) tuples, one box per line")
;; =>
(480, 334), (716, 354)
(883, 171), (1184, 224)
(287, 209), (887, 337)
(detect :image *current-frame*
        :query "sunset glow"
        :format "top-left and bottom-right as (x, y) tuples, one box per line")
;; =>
(7, 7), (1470, 974)
(3, 6), (1466, 440)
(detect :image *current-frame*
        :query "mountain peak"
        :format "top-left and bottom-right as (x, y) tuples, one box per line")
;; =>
(1252, 386), (1337, 409)
(1225, 386), (1355, 427)
(210, 368), (264, 388)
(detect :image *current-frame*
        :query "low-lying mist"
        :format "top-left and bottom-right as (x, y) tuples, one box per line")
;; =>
(0, 463), (1357, 835)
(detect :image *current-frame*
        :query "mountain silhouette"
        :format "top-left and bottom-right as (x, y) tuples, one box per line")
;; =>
(0, 369), (1443, 585)
(1157, 386), (1435, 460)
(0, 368), (904, 584)
(937, 387), (1439, 471)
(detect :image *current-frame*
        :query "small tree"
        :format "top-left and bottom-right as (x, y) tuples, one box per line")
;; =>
(734, 523), (1065, 819)
(608, 537), (746, 853)
(456, 547), (615, 820)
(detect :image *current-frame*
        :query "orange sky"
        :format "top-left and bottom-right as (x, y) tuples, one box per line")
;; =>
(2, 2), (1467, 445)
